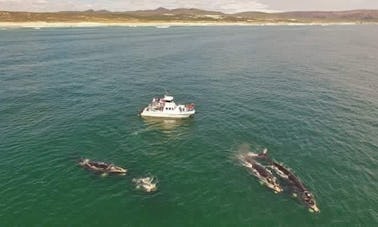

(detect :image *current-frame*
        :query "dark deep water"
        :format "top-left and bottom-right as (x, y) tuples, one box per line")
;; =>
(0, 25), (377, 226)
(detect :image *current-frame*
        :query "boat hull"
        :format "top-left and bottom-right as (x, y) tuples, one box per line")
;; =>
(140, 110), (195, 119)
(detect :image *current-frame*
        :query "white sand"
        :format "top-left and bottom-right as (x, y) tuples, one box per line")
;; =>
(0, 21), (371, 28)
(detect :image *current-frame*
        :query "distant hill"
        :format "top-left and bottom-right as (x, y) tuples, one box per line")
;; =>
(1, 8), (378, 23)
(124, 7), (224, 17)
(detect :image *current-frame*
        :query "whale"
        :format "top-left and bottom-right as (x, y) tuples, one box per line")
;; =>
(245, 148), (269, 160)
(79, 159), (127, 175)
(239, 154), (283, 193)
(248, 149), (320, 212)
(271, 160), (320, 213)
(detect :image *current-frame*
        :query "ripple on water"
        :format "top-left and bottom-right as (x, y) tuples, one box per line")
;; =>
(1, 26), (378, 226)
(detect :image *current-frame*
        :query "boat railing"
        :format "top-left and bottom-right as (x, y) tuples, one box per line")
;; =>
(185, 103), (195, 111)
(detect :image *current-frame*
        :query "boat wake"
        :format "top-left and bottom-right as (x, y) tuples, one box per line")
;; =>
(131, 128), (151, 136)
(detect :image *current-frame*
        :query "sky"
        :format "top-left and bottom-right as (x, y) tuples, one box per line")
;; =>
(1, 0), (378, 13)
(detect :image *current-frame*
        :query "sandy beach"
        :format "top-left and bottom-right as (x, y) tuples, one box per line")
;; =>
(0, 21), (368, 28)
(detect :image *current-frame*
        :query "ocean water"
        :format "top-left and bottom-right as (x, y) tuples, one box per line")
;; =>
(0, 25), (377, 226)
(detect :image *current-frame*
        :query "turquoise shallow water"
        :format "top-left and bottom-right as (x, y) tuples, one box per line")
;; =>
(0, 25), (377, 226)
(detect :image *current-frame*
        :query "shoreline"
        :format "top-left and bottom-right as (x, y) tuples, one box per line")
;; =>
(0, 21), (376, 28)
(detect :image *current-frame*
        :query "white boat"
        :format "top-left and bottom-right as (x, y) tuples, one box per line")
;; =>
(140, 95), (195, 118)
